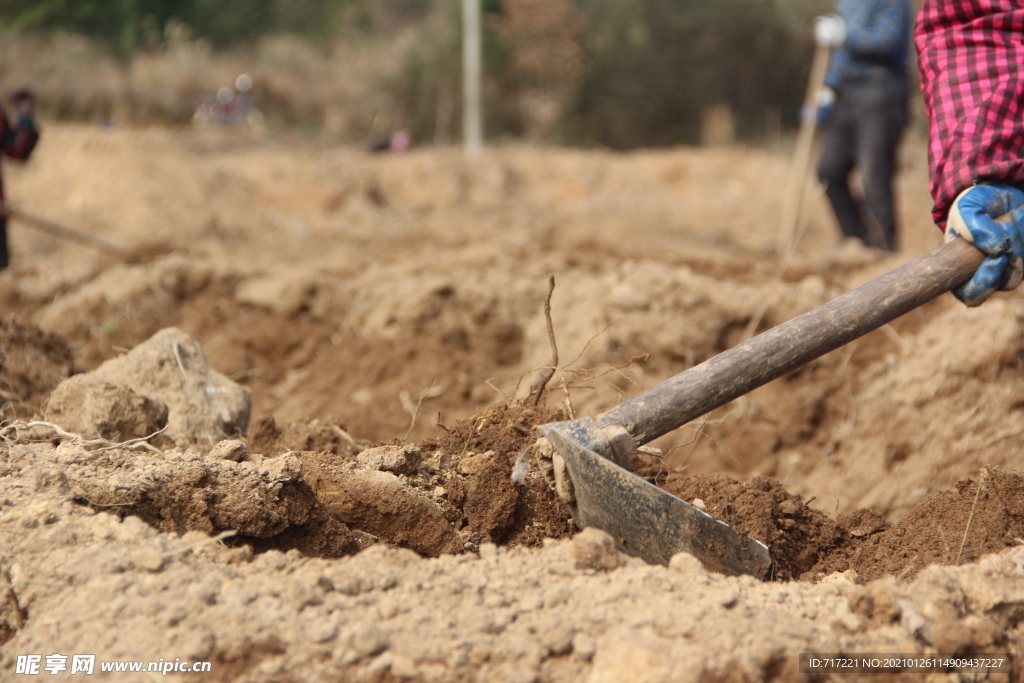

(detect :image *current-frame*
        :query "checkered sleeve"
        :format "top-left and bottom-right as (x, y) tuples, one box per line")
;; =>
(916, 0), (1024, 229)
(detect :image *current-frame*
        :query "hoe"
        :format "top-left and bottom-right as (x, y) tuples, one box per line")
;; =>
(539, 236), (995, 579)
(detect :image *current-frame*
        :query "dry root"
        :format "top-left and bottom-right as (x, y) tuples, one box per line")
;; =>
(0, 420), (166, 455)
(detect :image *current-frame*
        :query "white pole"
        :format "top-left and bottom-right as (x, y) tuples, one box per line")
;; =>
(462, 0), (483, 157)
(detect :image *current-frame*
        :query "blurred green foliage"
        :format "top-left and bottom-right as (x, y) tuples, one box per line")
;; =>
(571, 0), (816, 147)
(382, 0), (831, 147)
(0, 0), (352, 53)
(0, 0), (839, 147)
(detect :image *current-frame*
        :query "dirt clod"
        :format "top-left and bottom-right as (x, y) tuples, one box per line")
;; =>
(573, 527), (624, 571)
(45, 374), (169, 441)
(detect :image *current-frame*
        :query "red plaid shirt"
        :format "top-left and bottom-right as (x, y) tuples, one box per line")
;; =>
(915, 0), (1024, 229)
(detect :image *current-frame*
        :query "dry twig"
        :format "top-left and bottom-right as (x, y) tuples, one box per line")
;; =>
(403, 379), (440, 441)
(484, 378), (510, 403)
(956, 468), (988, 566)
(531, 275), (559, 406)
(561, 317), (624, 371)
(163, 530), (238, 558)
(172, 342), (189, 383)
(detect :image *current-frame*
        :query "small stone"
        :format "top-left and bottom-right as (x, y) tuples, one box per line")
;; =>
(356, 445), (422, 475)
(818, 569), (860, 586)
(457, 451), (494, 476)
(572, 633), (597, 661)
(129, 549), (165, 572)
(389, 654), (418, 678)
(176, 629), (216, 661)
(691, 498), (706, 511)
(540, 623), (575, 656)
(264, 454), (303, 482)
(778, 499), (801, 516)
(719, 586), (739, 608)
(572, 527), (623, 571)
(306, 620), (339, 644)
(210, 439), (248, 462)
(33, 469), (70, 495)
(257, 657), (286, 676)
(668, 552), (706, 576)
(341, 624), (388, 663)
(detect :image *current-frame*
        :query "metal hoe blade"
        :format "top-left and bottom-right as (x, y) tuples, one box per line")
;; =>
(540, 417), (771, 579)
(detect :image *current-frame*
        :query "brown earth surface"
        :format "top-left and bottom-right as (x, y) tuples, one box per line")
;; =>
(2, 123), (1024, 681)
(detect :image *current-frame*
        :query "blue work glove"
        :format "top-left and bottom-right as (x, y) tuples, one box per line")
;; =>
(800, 87), (835, 127)
(946, 184), (1024, 306)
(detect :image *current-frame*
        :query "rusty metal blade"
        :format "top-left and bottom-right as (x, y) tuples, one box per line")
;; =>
(540, 418), (771, 579)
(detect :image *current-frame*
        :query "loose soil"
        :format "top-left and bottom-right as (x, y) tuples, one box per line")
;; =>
(659, 468), (1024, 583)
(3, 124), (1024, 682)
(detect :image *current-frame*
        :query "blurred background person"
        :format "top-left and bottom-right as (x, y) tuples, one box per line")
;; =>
(0, 88), (39, 271)
(813, 0), (912, 252)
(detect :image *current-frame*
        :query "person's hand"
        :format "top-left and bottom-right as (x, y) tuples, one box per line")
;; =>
(800, 87), (836, 127)
(814, 14), (847, 48)
(946, 184), (1024, 306)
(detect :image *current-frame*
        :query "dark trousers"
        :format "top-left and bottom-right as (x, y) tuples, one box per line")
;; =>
(0, 217), (7, 270)
(817, 73), (907, 251)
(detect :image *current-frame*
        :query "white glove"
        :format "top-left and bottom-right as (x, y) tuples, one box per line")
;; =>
(800, 87), (836, 125)
(817, 87), (836, 109)
(814, 14), (847, 48)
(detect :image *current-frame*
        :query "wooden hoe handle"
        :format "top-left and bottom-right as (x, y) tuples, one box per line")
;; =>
(596, 237), (989, 446)
(0, 204), (124, 254)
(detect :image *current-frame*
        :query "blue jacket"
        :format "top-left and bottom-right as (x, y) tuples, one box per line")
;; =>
(825, 0), (913, 90)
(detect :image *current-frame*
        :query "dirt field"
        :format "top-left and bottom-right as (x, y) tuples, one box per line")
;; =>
(2, 123), (1024, 682)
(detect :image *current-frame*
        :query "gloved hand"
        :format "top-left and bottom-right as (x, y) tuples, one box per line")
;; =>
(946, 184), (1024, 306)
(814, 14), (847, 48)
(800, 87), (836, 126)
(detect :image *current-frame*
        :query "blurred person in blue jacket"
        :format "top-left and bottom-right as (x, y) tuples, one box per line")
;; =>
(812, 0), (912, 252)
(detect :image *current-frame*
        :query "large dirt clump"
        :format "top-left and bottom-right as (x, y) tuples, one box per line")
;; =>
(44, 327), (251, 448)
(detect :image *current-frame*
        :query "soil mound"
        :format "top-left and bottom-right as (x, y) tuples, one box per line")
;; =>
(660, 472), (852, 580)
(660, 467), (1024, 584)
(294, 403), (576, 557)
(0, 318), (75, 418)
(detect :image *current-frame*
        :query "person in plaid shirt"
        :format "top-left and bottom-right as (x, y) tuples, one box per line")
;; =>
(0, 88), (39, 271)
(812, 0), (913, 253)
(916, 0), (1024, 306)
